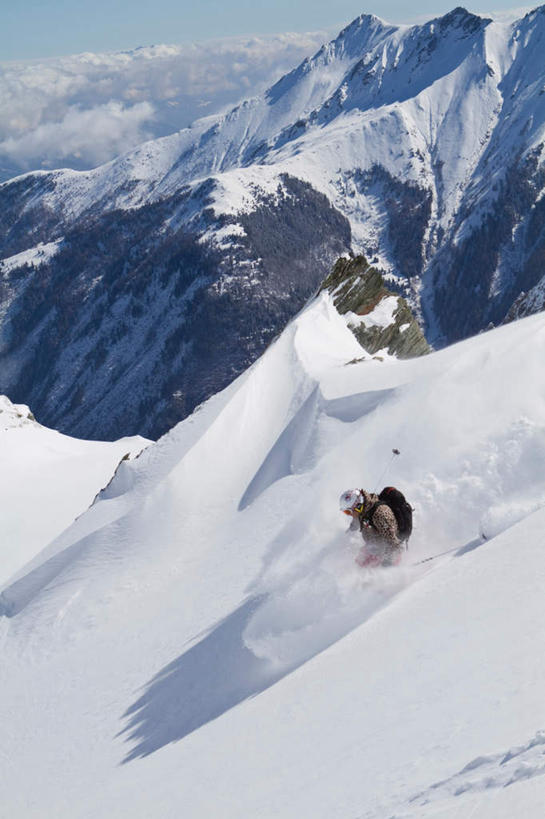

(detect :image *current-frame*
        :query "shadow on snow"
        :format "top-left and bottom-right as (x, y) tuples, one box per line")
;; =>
(118, 532), (488, 763)
(118, 595), (292, 762)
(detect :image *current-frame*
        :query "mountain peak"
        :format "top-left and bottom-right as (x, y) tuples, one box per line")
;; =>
(338, 12), (388, 36)
(522, 3), (545, 22)
(435, 5), (491, 30)
(334, 11), (396, 54)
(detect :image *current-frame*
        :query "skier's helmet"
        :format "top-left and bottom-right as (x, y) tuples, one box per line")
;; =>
(339, 488), (364, 515)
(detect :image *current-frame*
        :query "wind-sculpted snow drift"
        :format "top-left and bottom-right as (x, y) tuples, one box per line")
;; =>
(0, 394), (148, 586)
(4, 6), (545, 438)
(1, 291), (545, 817)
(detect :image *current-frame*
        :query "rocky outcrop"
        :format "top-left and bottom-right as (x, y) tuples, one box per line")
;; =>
(0, 395), (36, 429)
(321, 256), (431, 358)
(503, 276), (545, 324)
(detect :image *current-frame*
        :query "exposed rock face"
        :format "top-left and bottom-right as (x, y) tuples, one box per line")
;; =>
(504, 275), (545, 324)
(321, 256), (431, 358)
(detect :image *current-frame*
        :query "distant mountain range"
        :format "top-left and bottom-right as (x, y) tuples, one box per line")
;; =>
(0, 33), (331, 182)
(2, 6), (545, 439)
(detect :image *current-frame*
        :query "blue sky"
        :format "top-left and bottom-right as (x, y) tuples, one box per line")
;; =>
(2, 0), (532, 60)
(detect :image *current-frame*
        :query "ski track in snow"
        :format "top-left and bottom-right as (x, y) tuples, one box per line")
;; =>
(391, 730), (545, 817)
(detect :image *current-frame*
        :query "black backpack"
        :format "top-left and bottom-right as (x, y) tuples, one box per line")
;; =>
(377, 486), (413, 543)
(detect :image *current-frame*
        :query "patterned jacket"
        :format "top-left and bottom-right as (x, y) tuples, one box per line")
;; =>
(353, 490), (401, 565)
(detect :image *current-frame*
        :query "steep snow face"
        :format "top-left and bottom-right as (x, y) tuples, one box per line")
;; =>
(1, 296), (545, 817)
(0, 395), (148, 585)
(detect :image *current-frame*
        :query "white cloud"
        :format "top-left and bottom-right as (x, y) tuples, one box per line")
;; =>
(0, 101), (155, 168)
(0, 30), (333, 179)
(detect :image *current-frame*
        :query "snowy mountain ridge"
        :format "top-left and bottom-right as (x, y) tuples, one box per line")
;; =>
(3, 5), (545, 439)
(11, 7), (540, 226)
(0, 30), (333, 182)
(0, 393), (149, 586)
(0, 393), (35, 427)
(1, 290), (545, 817)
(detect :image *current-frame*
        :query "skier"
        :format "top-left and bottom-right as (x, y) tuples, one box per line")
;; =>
(340, 488), (403, 568)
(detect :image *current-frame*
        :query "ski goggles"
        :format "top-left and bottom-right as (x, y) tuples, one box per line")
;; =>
(342, 503), (364, 515)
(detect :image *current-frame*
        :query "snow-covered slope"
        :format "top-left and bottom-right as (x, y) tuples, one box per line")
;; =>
(3, 6), (545, 441)
(0, 395), (148, 585)
(1, 293), (545, 817)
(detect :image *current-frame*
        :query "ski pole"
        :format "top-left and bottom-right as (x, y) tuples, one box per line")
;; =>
(411, 545), (463, 566)
(374, 448), (400, 493)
